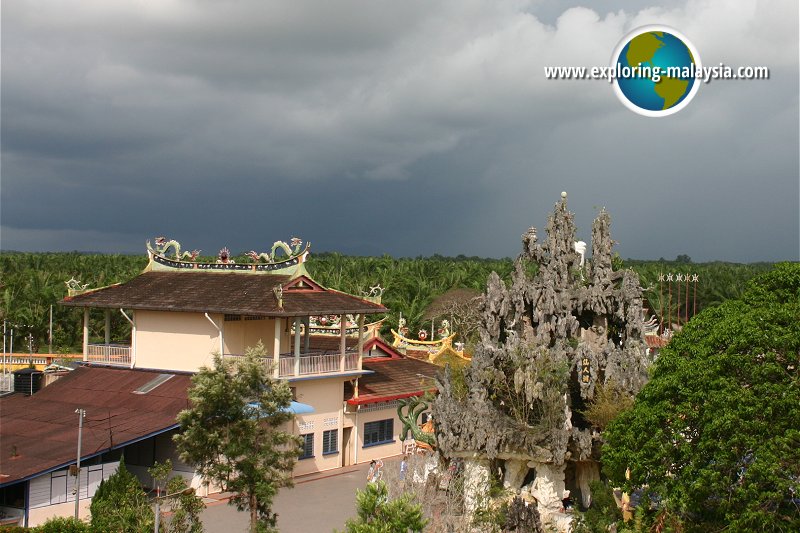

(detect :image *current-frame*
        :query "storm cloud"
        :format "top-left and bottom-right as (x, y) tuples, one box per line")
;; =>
(2, 0), (798, 261)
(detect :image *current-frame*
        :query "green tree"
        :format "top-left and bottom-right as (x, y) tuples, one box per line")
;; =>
(602, 263), (800, 532)
(148, 460), (204, 533)
(148, 459), (173, 496)
(163, 476), (205, 533)
(90, 457), (154, 533)
(35, 516), (90, 532)
(173, 343), (301, 533)
(340, 481), (427, 533)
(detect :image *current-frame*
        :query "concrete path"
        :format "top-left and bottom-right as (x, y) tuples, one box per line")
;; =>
(200, 461), (375, 533)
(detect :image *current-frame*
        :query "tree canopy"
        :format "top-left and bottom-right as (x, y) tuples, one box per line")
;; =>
(89, 456), (154, 533)
(340, 481), (427, 533)
(174, 343), (301, 533)
(602, 262), (800, 531)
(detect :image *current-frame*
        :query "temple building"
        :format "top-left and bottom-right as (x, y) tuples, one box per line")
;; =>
(0, 237), (437, 526)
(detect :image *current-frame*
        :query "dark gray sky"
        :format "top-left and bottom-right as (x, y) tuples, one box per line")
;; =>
(2, 0), (798, 262)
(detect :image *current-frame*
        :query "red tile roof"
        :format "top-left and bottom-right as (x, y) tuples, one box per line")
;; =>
(0, 366), (192, 486)
(62, 271), (387, 316)
(346, 357), (439, 405)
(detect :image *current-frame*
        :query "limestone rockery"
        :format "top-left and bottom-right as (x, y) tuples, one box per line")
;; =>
(433, 193), (652, 529)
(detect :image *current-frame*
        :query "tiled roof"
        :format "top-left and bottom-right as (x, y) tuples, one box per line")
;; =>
(346, 357), (439, 405)
(304, 335), (359, 351)
(62, 271), (387, 316)
(0, 366), (192, 486)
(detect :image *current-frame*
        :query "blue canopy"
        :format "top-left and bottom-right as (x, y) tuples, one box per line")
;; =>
(288, 401), (315, 414)
(247, 401), (315, 416)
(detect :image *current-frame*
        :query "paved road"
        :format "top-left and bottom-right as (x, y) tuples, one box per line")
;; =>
(201, 462), (373, 533)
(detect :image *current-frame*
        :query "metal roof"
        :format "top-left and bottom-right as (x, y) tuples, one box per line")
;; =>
(0, 366), (192, 487)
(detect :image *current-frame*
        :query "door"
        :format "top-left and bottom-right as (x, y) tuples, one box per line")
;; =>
(341, 427), (353, 467)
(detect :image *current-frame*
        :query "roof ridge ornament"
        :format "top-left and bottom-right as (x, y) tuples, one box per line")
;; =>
(146, 237), (200, 262)
(65, 277), (90, 296)
(146, 236), (311, 274)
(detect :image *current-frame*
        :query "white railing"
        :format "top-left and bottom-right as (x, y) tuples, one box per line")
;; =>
(226, 350), (362, 378)
(344, 352), (359, 371)
(298, 353), (340, 375)
(2, 356), (48, 366)
(278, 357), (295, 377)
(86, 344), (131, 366)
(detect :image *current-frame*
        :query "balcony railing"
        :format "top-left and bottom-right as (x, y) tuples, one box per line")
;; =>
(225, 349), (361, 378)
(86, 344), (131, 366)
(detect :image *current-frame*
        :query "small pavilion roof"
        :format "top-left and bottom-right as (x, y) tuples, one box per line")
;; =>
(345, 356), (439, 405)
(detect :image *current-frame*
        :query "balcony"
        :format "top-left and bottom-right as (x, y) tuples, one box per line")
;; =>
(86, 344), (131, 366)
(225, 350), (360, 379)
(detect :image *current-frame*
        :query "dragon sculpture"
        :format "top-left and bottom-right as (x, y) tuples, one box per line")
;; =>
(246, 237), (304, 263)
(146, 237), (200, 261)
(397, 396), (435, 448)
(65, 277), (90, 296)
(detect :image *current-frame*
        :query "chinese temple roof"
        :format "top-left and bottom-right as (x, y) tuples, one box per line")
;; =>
(61, 236), (388, 317)
(63, 271), (387, 316)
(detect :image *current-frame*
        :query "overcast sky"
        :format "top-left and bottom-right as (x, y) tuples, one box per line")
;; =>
(2, 0), (798, 262)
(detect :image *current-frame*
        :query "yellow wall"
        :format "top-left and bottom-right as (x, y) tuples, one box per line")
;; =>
(27, 499), (91, 527)
(291, 377), (349, 476)
(347, 406), (405, 464)
(222, 317), (284, 356)
(134, 311), (222, 372)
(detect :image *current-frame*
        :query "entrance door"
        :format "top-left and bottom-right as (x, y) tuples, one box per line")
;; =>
(342, 427), (353, 467)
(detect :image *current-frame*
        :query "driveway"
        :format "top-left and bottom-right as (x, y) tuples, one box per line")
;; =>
(201, 461), (375, 533)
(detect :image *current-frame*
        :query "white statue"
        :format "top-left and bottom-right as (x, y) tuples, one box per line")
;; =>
(574, 241), (587, 268)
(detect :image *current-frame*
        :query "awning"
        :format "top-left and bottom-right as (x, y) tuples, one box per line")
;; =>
(288, 401), (315, 414)
(247, 401), (315, 415)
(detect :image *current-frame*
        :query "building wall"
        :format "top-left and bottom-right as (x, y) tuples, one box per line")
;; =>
(135, 311), (222, 372)
(125, 430), (195, 490)
(222, 317), (285, 356)
(344, 402), (406, 466)
(28, 499), (92, 527)
(291, 377), (349, 476)
(27, 461), (119, 527)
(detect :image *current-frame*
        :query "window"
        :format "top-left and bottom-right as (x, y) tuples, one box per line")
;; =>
(363, 419), (394, 447)
(299, 433), (314, 459)
(322, 429), (338, 455)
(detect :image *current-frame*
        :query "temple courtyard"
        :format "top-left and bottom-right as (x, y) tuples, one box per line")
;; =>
(200, 461), (378, 533)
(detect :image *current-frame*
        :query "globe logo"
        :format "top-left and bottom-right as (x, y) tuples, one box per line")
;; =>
(611, 25), (701, 117)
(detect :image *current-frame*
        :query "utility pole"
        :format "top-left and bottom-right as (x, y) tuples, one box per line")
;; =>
(28, 332), (33, 372)
(74, 408), (86, 519)
(2, 321), (6, 374)
(49, 305), (53, 354)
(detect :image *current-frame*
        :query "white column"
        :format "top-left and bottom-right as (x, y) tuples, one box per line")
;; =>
(303, 316), (310, 354)
(357, 314), (365, 371)
(339, 314), (346, 372)
(82, 309), (89, 361)
(273, 318), (281, 378)
(104, 309), (111, 345)
(130, 312), (136, 369)
(294, 317), (301, 376)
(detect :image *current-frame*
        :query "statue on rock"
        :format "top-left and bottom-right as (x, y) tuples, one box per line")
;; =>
(433, 193), (651, 530)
